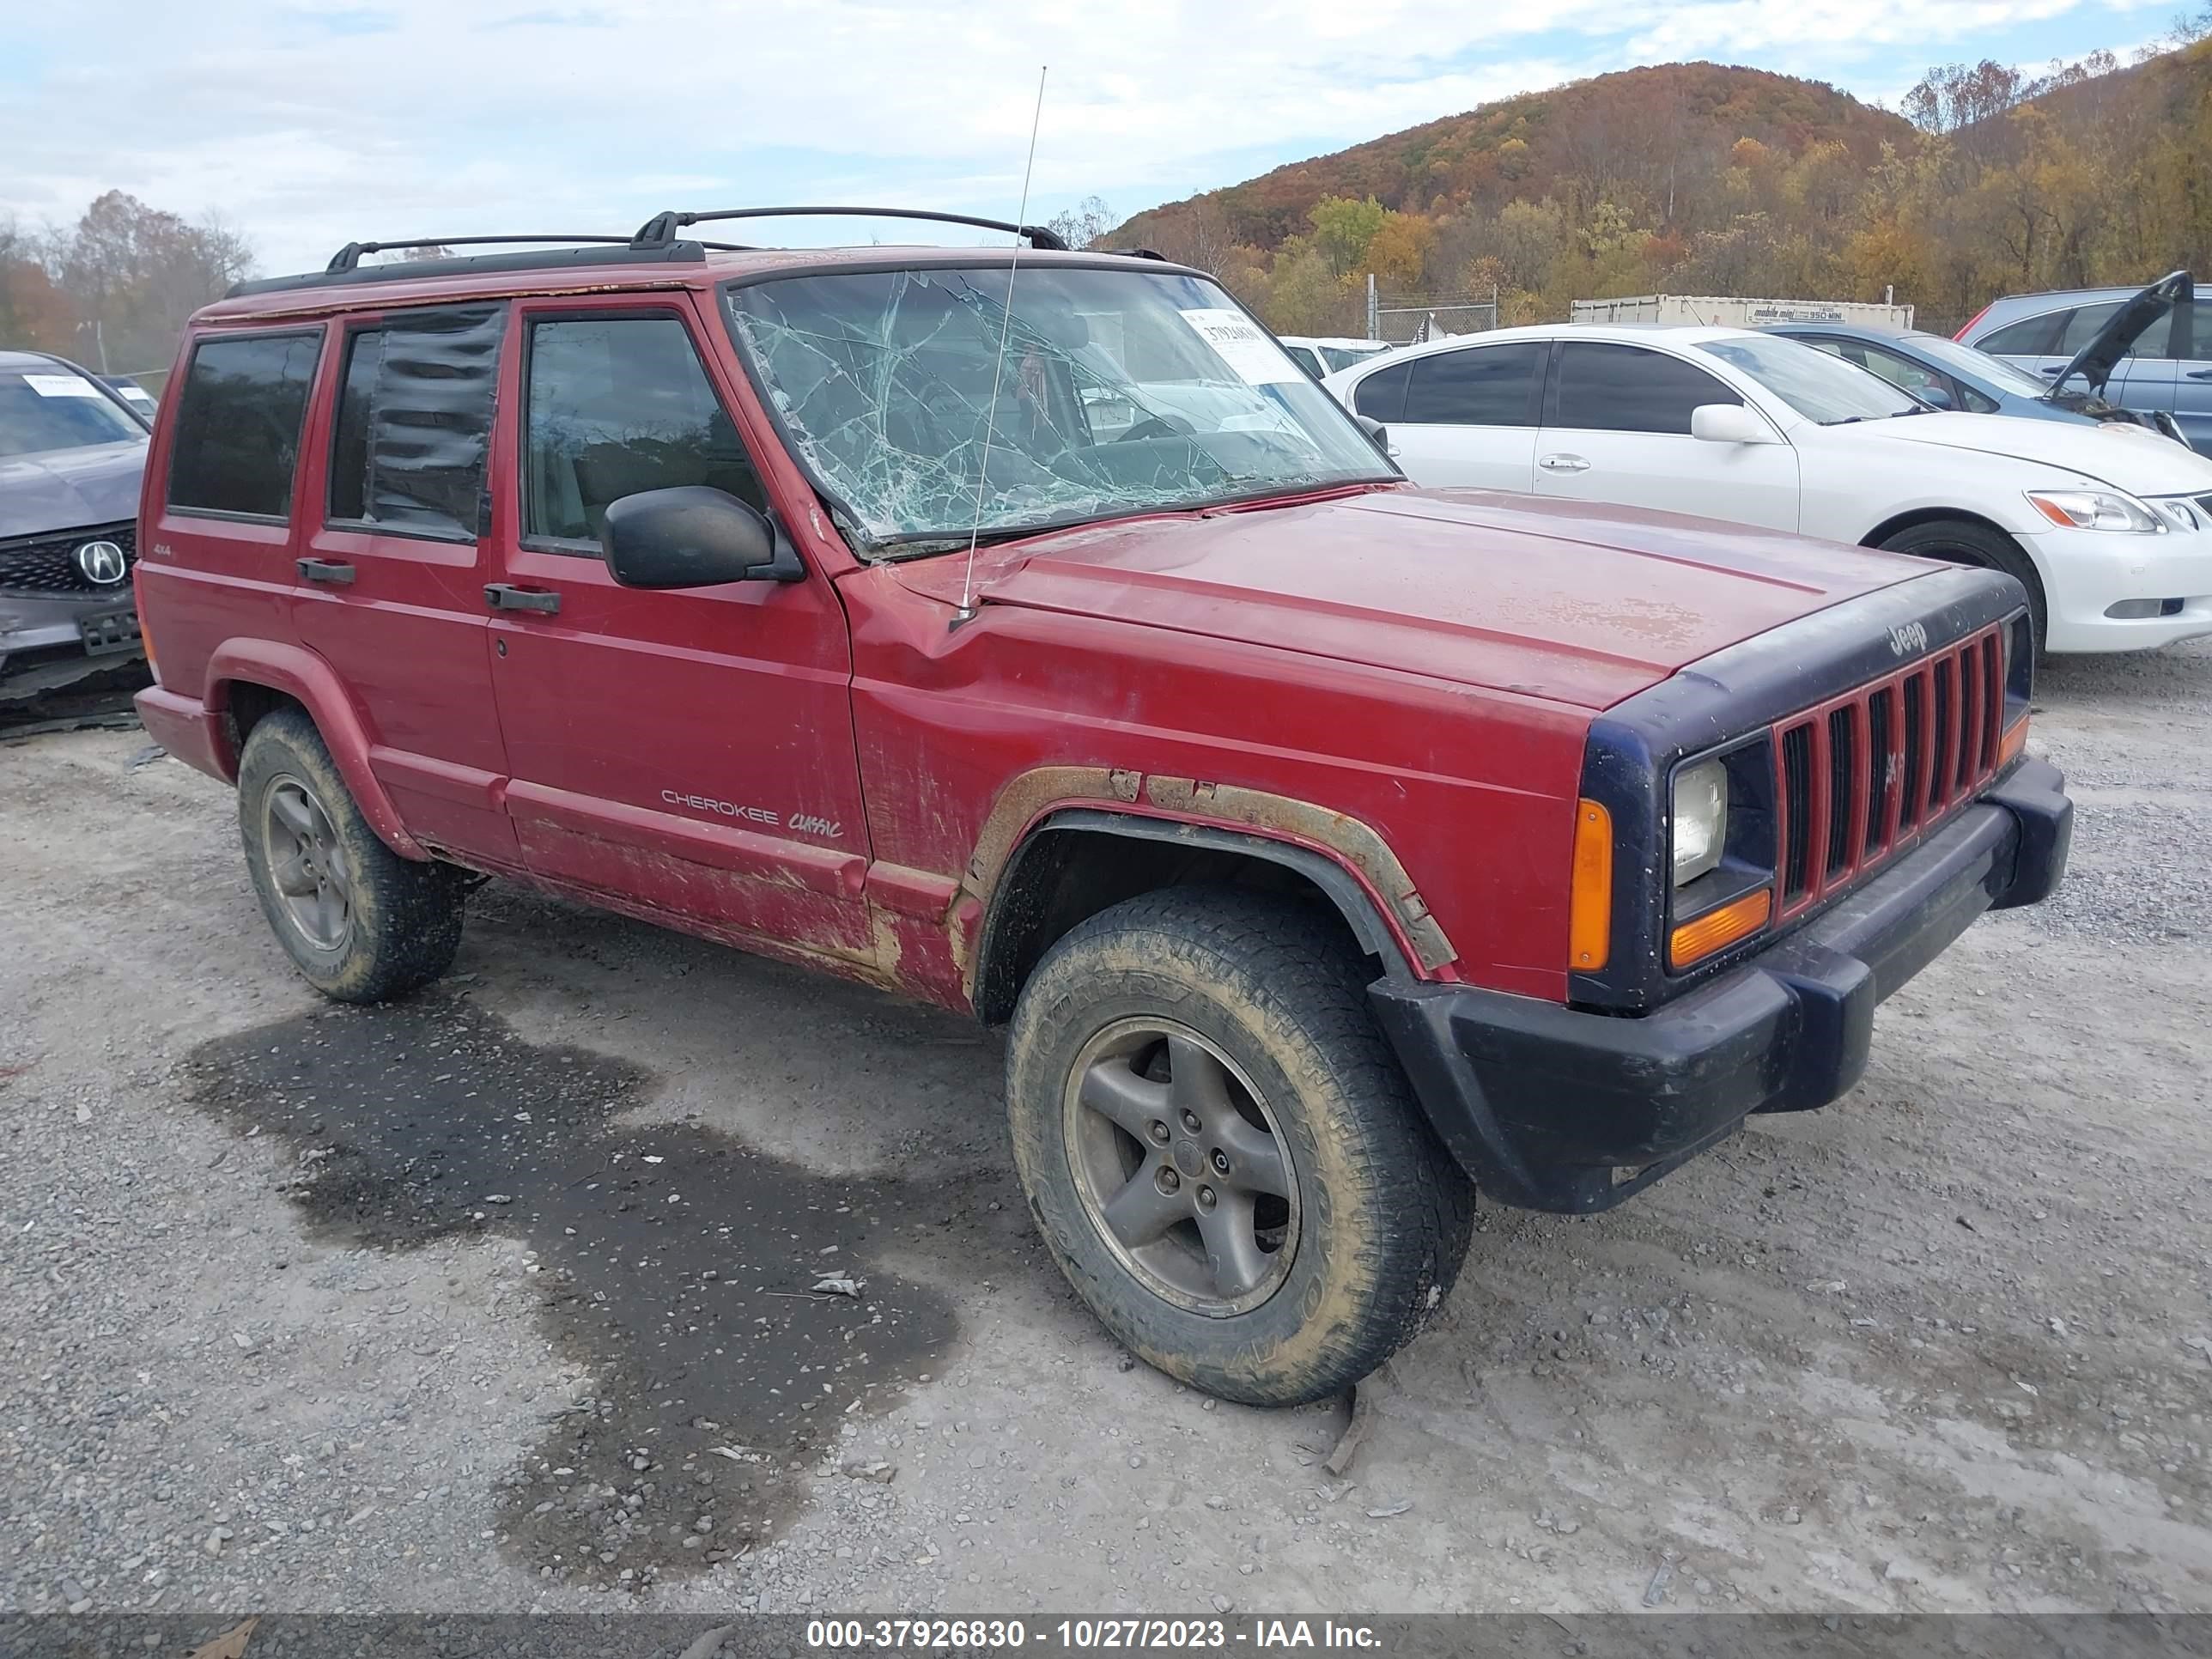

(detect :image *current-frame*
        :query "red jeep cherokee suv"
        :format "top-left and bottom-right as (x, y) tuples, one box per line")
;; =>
(131, 210), (2071, 1405)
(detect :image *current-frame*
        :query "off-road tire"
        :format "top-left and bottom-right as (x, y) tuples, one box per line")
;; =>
(236, 708), (467, 1002)
(1006, 886), (1474, 1406)
(1878, 518), (2047, 650)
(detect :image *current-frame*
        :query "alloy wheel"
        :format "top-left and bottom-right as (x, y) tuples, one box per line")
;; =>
(1062, 1017), (1299, 1316)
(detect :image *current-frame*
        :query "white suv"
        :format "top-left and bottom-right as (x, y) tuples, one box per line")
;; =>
(1325, 323), (2212, 653)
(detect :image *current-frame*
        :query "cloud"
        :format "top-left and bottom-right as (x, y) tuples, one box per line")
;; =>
(0, 0), (2162, 276)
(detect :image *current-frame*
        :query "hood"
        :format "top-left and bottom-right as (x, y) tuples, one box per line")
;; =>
(1839, 408), (2212, 495)
(0, 441), (147, 539)
(2048, 270), (2190, 398)
(890, 489), (1929, 710)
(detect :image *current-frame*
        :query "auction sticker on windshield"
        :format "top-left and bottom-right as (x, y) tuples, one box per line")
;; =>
(23, 374), (104, 398)
(1178, 309), (1302, 386)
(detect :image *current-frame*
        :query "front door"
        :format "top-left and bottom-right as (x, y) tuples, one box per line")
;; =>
(290, 305), (519, 865)
(482, 295), (872, 963)
(1532, 340), (1800, 532)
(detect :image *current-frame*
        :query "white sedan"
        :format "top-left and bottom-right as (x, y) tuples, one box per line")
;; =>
(1323, 323), (2212, 652)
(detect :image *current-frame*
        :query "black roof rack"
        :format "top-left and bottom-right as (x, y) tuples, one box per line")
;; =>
(631, 206), (1071, 252)
(224, 204), (1121, 300)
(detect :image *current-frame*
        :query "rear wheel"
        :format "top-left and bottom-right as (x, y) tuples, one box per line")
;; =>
(236, 708), (468, 1002)
(1006, 887), (1474, 1406)
(1877, 518), (2047, 649)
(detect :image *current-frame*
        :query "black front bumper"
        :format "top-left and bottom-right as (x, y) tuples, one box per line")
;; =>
(1370, 757), (2072, 1214)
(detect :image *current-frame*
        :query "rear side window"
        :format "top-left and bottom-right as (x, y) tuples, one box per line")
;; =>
(167, 333), (321, 518)
(1401, 343), (1542, 425)
(1976, 311), (2065, 356)
(1552, 342), (1738, 434)
(327, 304), (505, 538)
(523, 314), (765, 549)
(1352, 359), (1412, 422)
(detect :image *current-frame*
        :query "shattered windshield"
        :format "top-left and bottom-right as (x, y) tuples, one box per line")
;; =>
(722, 265), (1395, 553)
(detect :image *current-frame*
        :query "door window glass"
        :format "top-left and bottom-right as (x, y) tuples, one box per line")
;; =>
(1351, 360), (1412, 422)
(167, 333), (321, 518)
(327, 305), (504, 538)
(1553, 343), (1739, 434)
(1977, 311), (2067, 356)
(1401, 343), (1542, 425)
(2056, 301), (2131, 356)
(525, 316), (765, 548)
(2180, 305), (2212, 361)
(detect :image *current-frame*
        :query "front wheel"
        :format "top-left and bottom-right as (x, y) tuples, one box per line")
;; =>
(1005, 887), (1474, 1405)
(1877, 519), (2047, 650)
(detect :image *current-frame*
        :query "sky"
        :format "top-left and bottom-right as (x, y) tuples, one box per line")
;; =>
(0, 0), (2181, 280)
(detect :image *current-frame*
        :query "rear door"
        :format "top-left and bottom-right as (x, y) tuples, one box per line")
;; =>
(1351, 341), (1543, 492)
(290, 304), (518, 865)
(482, 293), (873, 961)
(1532, 340), (1799, 531)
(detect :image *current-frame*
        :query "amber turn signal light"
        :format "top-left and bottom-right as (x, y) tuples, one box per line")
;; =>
(1997, 715), (2027, 769)
(1670, 888), (1772, 969)
(1569, 799), (1612, 971)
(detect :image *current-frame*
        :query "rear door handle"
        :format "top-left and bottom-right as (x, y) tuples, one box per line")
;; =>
(296, 557), (356, 586)
(1538, 453), (1590, 473)
(484, 583), (561, 616)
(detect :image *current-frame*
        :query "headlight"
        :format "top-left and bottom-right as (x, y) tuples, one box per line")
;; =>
(2026, 489), (2166, 533)
(1672, 758), (1729, 887)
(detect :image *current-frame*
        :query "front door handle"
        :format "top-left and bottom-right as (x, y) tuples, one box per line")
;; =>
(2187, 368), (2212, 380)
(296, 557), (356, 586)
(484, 583), (561, 616)
(1538, 453), (1590, 473)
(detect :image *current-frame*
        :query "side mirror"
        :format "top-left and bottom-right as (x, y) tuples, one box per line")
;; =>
(1918, 383), (1954, 410)
(1355, 414), (1394, 459)
(1690, 404), (1769, 444)
(601, 486), (800, 587)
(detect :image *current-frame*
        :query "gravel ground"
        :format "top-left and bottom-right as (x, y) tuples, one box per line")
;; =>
(0, 641), (2207, 1626)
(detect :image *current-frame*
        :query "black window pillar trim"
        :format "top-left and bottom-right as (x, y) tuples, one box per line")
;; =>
(1569, 566), (2029, 1012)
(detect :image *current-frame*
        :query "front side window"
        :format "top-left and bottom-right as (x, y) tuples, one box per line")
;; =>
(723, 266), (1393, 553)
(167, 333), (321, 518)
(0, 368), (148, 459)
(1401, 343), (1542, 426)
(2056, 301), (2130, 356)
(328, 305), (504, 538)
(1553, 342), (1740, 434)
(524, 315), (765, 549)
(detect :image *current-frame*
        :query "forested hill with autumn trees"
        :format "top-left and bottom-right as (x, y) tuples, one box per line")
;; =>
(1109, 40), (2212, 336)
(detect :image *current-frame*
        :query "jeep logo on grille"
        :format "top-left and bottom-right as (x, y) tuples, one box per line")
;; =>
(73, 539), (128, 586)
(1887, 621), (1929, 659)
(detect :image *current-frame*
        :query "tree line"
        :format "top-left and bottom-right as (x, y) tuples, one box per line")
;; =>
(1108, 33), (2212, 337)
(2, 192), (255, 386)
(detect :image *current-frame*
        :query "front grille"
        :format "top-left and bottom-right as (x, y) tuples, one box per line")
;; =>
(1773, 623), (2007, 915)
(0, 522), (137, 595)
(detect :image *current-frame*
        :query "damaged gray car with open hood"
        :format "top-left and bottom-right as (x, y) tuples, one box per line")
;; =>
(1960, 270), (2212, 454)
(0, 349), (150, 701)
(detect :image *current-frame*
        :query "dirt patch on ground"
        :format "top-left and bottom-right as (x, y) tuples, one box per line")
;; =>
(182, 994), (999, 1589)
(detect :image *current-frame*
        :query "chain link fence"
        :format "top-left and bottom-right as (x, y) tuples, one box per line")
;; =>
(1367, 284), (1500, 344)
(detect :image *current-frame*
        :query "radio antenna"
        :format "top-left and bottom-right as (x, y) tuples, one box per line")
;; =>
(954, 64), (1048, 626)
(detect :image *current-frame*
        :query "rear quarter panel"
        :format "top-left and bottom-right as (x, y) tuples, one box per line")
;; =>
(836, 565), (1594, 1004)
(133, 322), (317, 708)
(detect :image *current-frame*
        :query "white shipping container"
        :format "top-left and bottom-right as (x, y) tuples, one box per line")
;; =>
(1570, 294), (1915, 329)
